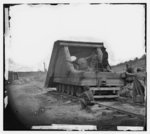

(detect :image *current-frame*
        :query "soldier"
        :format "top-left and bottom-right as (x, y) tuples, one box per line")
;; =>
(89, 52), (103, 71)
(68, 56), (90, 71)
(126, 64), (134, 73)
(77, 58), (90, 71)
(123, 65), (145, 103)
(101, 47), (111, 71)
(85, 50), (103, 71)
(80, 86), (95, 112)
(67, 56), (79, 69)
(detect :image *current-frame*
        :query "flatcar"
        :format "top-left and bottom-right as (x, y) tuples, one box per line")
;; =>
(45, 40), (124, 98)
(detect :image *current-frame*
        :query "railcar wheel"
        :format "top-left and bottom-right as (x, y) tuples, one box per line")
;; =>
(66, 85), (70, 95)
(70, 86), (74, 96)
(59, 84), (62, 92)
(56, 85), (59, 92)
(58, 84), (62, 92)
(75, 86), (82, 97)
(64, 85), (68, 94)
(69, 86), (72, 95)
(62, 84), (65, 93)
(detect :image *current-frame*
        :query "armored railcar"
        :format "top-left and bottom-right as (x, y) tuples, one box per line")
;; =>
(45, 40), (124, 98)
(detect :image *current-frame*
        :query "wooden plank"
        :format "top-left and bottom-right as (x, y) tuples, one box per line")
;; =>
(81, 79), (96, 86)
(90, 87), (120, 91)
(107, 79), (124, 85)
(94, 95), (118, 98)
(81, 79), (124, 86)
(83, 72), (121, 78)
(60, 42), (103, 48)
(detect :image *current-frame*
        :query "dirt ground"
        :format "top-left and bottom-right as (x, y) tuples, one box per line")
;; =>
(5, 72), (145, 130)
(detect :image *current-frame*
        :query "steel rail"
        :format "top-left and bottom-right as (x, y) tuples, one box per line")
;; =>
(48, 91), (145, 120)
(95, 102), (145, 120)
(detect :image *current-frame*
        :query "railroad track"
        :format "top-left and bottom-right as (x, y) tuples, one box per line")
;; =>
(95, 102), (145, 120)
(47, 90), (146, 121)
(117, 96), (145, 107)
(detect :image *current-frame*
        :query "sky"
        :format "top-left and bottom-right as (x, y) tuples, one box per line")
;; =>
(6, 3), (145, 71)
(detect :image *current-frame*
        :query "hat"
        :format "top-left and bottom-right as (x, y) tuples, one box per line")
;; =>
(70, 56), (77, 62)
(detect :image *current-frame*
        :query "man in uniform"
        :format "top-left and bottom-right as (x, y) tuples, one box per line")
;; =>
(120, 64), (145, 103)
(80, 86), (95, 112)
(89, 52), (103, 71)
(77, 58), (90, 71)
(101, 47), (111, 71)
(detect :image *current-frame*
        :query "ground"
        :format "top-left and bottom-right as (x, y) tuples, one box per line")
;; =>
(5, 72), (145, 130)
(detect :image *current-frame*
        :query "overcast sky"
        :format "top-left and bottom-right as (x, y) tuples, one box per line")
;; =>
(7, 4), (145, 71)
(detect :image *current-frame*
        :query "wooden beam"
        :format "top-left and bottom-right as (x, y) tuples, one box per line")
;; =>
(90, 87), (120, 91)
(60, 42), (103, 48)
(94, 95), (118, 98)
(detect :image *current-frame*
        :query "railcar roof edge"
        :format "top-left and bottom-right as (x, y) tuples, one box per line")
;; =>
(55, 40), (104, 47)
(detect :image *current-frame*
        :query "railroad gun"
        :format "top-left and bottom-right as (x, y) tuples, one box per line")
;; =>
(45, 40), (124, 99)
